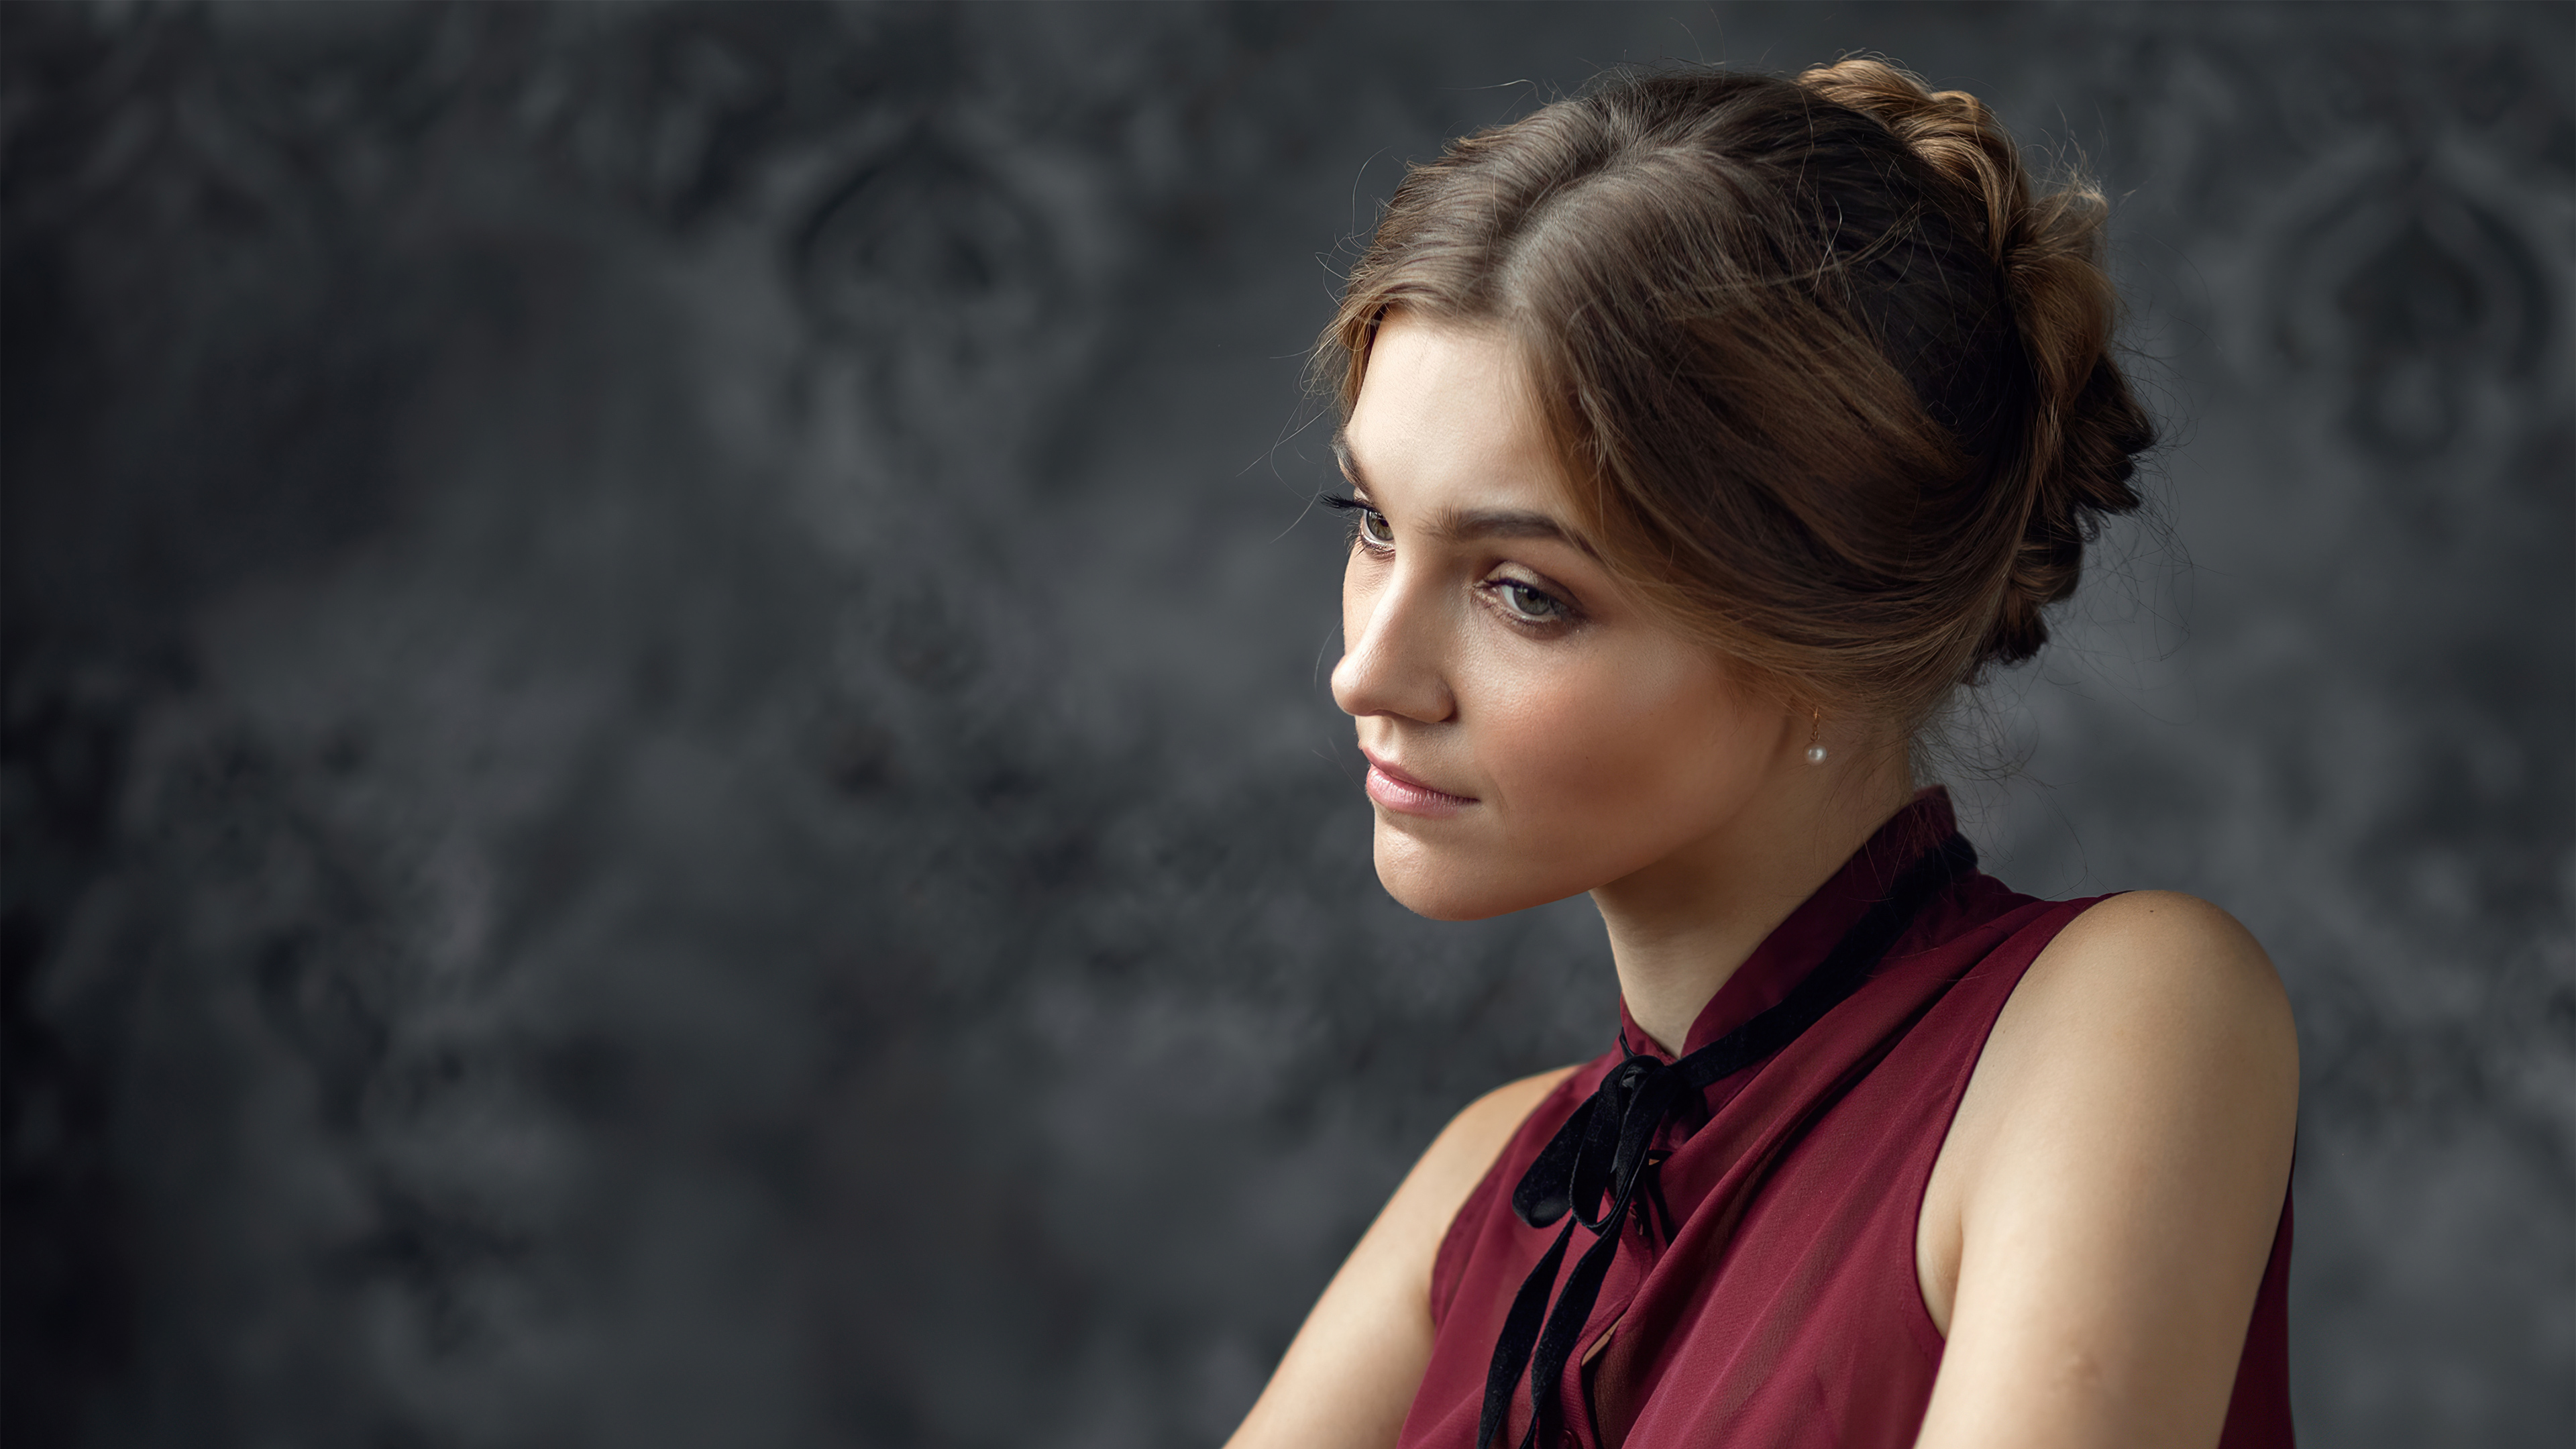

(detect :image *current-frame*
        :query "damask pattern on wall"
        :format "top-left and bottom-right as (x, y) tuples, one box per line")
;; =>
(3, 5), (2566, 1447)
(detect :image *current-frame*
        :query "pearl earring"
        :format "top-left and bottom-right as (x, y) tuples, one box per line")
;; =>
(1805, 712), (1828, 765)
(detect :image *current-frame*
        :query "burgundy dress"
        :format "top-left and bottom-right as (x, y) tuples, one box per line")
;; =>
(1400, 790), (2294, 1449)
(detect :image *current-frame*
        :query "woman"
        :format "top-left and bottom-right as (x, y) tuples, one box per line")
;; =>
(1226, 60), (2297, 1449)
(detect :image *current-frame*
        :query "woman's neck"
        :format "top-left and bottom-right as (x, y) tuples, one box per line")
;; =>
(1593, 749), (1918, 1056)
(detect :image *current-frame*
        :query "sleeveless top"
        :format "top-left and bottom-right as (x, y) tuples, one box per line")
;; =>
(1399, 790), (2294, 1449)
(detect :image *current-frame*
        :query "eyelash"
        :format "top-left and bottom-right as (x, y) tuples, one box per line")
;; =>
(1320, 493), (1395, 553)
(1317, 493), (1579, 629)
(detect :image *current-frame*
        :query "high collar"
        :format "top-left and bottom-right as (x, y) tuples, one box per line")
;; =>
(1617, 787), (1961, 1061)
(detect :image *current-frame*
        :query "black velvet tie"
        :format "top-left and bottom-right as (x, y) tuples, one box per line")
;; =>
(1476, 833), (1976, 1449)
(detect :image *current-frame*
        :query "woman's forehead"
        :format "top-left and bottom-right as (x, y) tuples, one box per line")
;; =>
(1343, 317), (1565, 517)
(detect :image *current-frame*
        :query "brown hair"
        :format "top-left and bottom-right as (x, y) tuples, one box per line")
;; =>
(1322, 58), (2155, 733)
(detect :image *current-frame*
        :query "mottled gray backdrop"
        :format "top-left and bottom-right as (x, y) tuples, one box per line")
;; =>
(3, 3), (2568, 1446)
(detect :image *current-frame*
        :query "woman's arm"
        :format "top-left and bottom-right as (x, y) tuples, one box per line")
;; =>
(1915, 891), (2299, 1449)
(1226, 1066), (1576, 1449)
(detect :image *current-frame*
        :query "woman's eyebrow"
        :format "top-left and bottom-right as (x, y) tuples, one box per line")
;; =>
(1430, 507), (1589, 551)
(1334, 427), (1597, 555)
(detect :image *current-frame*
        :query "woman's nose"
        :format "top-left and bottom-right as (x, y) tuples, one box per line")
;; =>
(1331, 565), (1457, 724)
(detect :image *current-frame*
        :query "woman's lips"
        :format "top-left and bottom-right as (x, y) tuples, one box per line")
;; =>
(1362, 752), (1477, 818)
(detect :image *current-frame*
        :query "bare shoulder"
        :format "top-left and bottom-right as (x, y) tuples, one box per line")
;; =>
(1974, 889), (2300, 1162)
(1222, 1064), (1578, 1449)
(1349, 1061), (1581, 1301)
(1368, 1063), (1584, 1328)
(1931, 889), (2299, 1250)
(1407, 1065), (1581, 1215)
(2008, 890), (2297, 1079)
(2045, 890), (2280, 982)
(1374, 1065), (1582, 1271)
(1914, 892), (2300, 1446)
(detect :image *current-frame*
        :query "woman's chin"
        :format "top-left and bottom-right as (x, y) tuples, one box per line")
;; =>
(1373, 835), (1562, 922)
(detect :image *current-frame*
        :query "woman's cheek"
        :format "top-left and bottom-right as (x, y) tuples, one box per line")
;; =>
(1482, 659), (1656, 815)
(1487, 650), (1748, 837)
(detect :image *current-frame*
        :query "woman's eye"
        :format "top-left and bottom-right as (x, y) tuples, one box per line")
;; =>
(1494, 580), (1570, 623)
(1357, 508), (1395, 548)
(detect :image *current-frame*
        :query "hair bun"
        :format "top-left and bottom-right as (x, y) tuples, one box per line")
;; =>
(1799, 58), (2155, 671)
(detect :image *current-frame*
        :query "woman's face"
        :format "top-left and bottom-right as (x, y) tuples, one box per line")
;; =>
(1330, 315), (1798, 921)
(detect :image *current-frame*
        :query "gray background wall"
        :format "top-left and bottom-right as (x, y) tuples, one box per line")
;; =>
(3, 3), (2567, 1446)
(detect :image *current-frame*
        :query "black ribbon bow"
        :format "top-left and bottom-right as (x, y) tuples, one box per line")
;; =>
(1475, 833), (1976, 1449)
